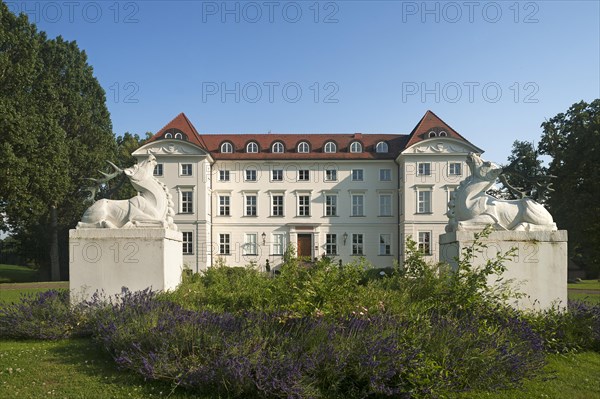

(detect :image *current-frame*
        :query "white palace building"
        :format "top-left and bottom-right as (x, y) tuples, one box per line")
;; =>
(133, 111), (483, 272)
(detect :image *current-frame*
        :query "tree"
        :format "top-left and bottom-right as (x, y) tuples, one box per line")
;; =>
(0, 3), (115, 280)
(538, 99), (600, 278)
(500, 140), (550, 201)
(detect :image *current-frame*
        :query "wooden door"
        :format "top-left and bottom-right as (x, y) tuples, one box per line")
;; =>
(297, 234), (312, 259)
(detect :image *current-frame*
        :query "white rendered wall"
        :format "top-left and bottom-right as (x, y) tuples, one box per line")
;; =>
(69, 228), (183, 302)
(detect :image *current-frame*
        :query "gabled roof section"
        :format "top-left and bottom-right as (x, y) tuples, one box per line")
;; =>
(145, 112), (208, 150)
(404, 110), (475, 149)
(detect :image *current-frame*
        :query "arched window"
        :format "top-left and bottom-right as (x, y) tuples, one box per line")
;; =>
(439, 131), (447, 137)
(428, 131), (437, 138)
(174, 132), (183, 139)
(297, 141), (310, 153)
(220, 142), (233, 153)
(164, 132), (173, 139)
(324, 142), (337, 153)
(375, 141), (388, 153)
(246, 142), (259, 153)
(272, 142), (284, 153)
(350, 141), (363, 153)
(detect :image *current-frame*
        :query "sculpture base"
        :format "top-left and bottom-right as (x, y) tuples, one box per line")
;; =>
(69, 228), (183, 302)
(439, 230), (568, 311)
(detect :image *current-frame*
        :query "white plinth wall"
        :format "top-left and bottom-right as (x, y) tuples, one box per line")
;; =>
(439, 230), (568, 311)
(69, 228), (183, 302)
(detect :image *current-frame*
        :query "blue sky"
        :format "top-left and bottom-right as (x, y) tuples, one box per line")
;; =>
(6, 0), (600, 163)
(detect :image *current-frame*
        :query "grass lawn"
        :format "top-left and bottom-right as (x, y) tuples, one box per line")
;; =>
(0, 339), (598, 399)
(0, 264), (39, 284)
(568, 279), (600, 304)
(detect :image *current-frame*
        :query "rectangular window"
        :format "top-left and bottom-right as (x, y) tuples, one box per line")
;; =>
(449, 162), (462, 176)
(325, 169), (337, 181)
(153, 164), (163, 177)
(181, 163), (193, 176)
(272, 169), (283, 181)
(219, 170), (230, 182)
(379, 168), (391, 181)
(243, 233), (257, 256)
(417, 163), (431, 176)
(272, 195), (284, 216)
(219, 195), (230, 216)
(325, 194), (337, 216)
(325, 234), (337, 256)
(245, 195), (257, 216)
(298, 195), (310, 216)
(182, 232), (193, 255)
(417, 190), (431, 213)
(298, 169), (310, 181)
(352, 194), (364, 216)
(181, 191), (193, 213)
(272, 233), (284, 255)
(219, 234), (230, 255)
(351, 169), (364, 181)
(352, 233), (363, 255)
(418, 232), (431, 255)
(379, 194), (392, 216)
(245, 169), (257, 181)
(379, 234), (391, 255)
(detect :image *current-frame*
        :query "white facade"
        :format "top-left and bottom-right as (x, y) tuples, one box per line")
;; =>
(133, 112), (483, 272)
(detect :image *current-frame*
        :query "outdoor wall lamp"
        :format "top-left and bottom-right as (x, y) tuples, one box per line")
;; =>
(343, 232), (348, 245)
(261, 232), (266, 245)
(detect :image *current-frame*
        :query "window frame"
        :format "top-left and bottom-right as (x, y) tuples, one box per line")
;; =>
(324, 141), (337, 153)
(349, 141), (363, 153)
(219, 170), (230, 182)
(379, 194), (392, 216)
(379, 168), (392, 181)
(325, 194), (337, 216)
(180, 163), (193, 177)
(272, 142), (284, 153)
(418, 231), (432, 255)
(379, 234), (391, 256)
(180, 190), (193, 214)
(271, 169), (284, 182)
(245, 194), (257, 217)
(297, 141), (310, 153)
(351, 194), (364, 217)
(243, 233), (258, 256)
(352, 233), (364, 255)
(246, 142), (259, 153)
(271, 195), (284, 216)
(221, 142), (233, 153)
(219, 233), (231, 255)
(351, 169), (364, 181)
(153, 164), (163, 177)
(325, 234), (337, 256)
(417, 189), (432, 214)
(298, 169), (310, 182)
(245, 169), (257, 182)
(218, 195), (230, 216)
(448, 162), (462, 176)
(325, 169), (338, 182)
(375, 141), (388, 153)
(272, 233), (285, 256)
(297, 195), (311, 217)
(182, 231), (193, 255)
(417, 162), (431, 176)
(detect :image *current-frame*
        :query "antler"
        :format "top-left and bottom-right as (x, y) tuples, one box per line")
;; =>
(499, 156), (555, 202)
(82, 161), (124, 201)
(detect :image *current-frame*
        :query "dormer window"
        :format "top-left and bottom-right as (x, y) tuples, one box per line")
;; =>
(174, 132), (183, 139)
(164, 132), (173, 139)
(428, 131), (437, 138)
(439, 131), (447, 137)
(297, 141), (310, 153)
(324, 141), (337, 153)
(350, 141), (363, 153)
(375, 141), (388, 153)
(272, 142), (284, 153)
(220, 142), (233, 153)
(246, 142), (259, 153)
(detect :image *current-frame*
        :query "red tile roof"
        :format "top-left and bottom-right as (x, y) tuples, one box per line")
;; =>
(145, 111), (476, 160)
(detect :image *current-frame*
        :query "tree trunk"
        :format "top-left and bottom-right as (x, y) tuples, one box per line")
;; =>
(50, 205), (61, 281)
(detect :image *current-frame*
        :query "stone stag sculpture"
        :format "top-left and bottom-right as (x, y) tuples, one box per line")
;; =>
(77, 154), (177, 230)
(446, 153), (556, 232)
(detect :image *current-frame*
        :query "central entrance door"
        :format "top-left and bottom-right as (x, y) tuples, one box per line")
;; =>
(297, 234), (312, 259)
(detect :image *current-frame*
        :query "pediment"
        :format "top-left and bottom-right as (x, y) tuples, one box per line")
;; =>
(133, 140), (208, 157)
(403, 138), (479, 155)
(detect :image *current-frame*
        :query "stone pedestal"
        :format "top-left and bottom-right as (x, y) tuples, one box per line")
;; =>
(69, 228), (183, 302)
(439, 230), (568, 311)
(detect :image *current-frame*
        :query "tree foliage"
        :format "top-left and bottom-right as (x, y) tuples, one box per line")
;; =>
(0, 3), (115, 279)
(538, 99), (600, 277)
